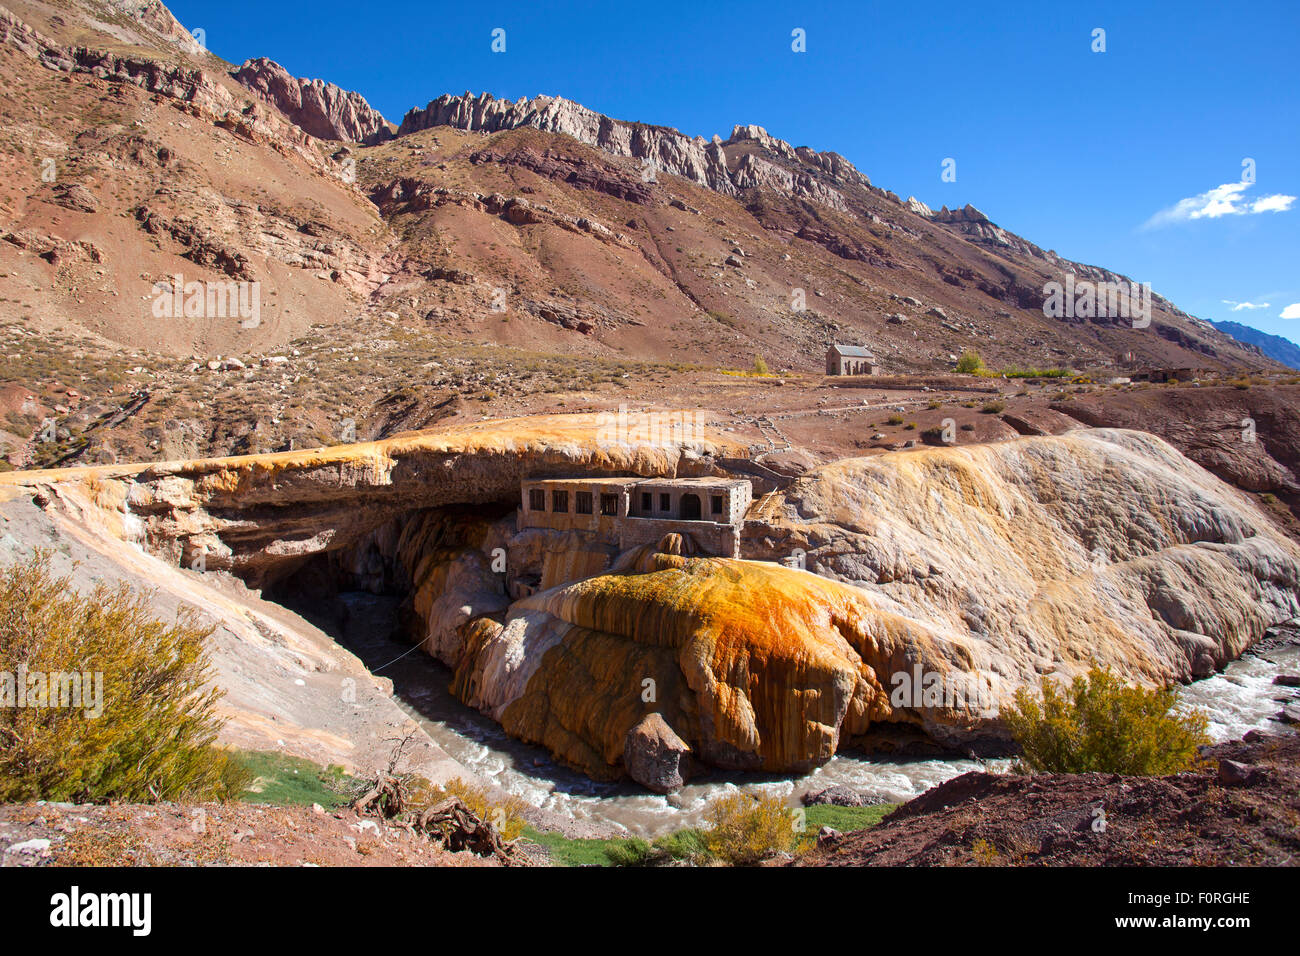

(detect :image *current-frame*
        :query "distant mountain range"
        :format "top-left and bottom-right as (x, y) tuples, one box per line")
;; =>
(1212, 320), (1300, 370)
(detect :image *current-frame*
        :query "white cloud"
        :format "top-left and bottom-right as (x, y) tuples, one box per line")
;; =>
(1280, 303), (1300, 320)
(1144, 181), (1296, 228)
(1222, 299), (1271, 311)
(1251, 194), (1294, 214)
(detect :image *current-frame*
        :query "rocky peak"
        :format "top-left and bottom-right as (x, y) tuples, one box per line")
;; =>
(932, 203), (992, 224)
(105, 0), (206, 54)
(725, 123), (798, 160)
(396, 91), (885, 210)
(234, 57), (391, 145)
(904, 196), (933, 217)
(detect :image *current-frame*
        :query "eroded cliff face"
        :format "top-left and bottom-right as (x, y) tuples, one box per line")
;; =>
(450, 548), (903, 778)
(434, 430), (1300, 784)
(3, 413), (745, 586)
(6, 420), (1298, 790)
(745, 429), (1300, 722)
(234, 57), (392, 144)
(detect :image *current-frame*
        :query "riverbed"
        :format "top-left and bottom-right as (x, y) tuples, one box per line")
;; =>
(331, 593), (1299, 838)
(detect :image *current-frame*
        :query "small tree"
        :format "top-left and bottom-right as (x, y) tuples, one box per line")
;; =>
(955, 349), (985, 374)
(1001, 667), (1210, 775)
(0, 553), (244, 803)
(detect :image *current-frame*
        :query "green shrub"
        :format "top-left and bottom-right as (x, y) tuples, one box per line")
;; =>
(604, 826), (713, 866)
(1000, 667), (1210, 775)
(0, 552), (242, 803)
(752, 356), (770, 375)
(886, 414), (904, 426)
(652, 827), (710, 863)
(701, 793), (797, 865)
(981, 401), (1005, 414)
(604, 837), (656, 866)
(955, 350), (985, 374)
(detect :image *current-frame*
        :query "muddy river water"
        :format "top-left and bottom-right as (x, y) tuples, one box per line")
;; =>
(332, 594), (1299, 838)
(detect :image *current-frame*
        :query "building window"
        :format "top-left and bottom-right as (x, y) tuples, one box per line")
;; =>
(575, 491), (593, 515)
(600, 493), (618, 516)
(552, 490), (568, 513)
(529, 489), (545, 511)
(641, 492), (652, 512)
(711, 495), (724, 515)
(659, 493), (671, 511)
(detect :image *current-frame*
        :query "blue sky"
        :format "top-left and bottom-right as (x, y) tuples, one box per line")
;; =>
(169, 0), (1300, 343)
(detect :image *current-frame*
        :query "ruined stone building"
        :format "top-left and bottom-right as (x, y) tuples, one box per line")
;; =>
(518, 476), (752, 558)
(826, 344), (880, 376)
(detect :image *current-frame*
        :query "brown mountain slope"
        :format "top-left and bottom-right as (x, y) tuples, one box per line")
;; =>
(0, 0), (1287, 470)
(0, 0), (391, 357)
(357, 105), (1268, 374)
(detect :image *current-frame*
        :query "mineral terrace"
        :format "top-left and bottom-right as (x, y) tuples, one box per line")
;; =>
(4, 413), (1296, 792)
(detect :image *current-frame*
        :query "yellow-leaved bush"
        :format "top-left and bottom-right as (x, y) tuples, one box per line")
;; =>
(701, 792), (799, 865)
(1000, 667), (1210, 775)
(0, 552), (247, 803)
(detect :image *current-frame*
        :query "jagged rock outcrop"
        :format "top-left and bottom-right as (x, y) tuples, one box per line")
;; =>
(730, 153), (850, 212)
(369, 178), (635, 248)
(133, 204), (252, 279)
(234, 57), (391, 144)
(930, 203), (992, 225)
(0, 7), (233, 113)
(394, 93), (881, 209)
(399, 92), (737, 194)
(0, 5), (56, 57)
(904, 196), (933, 217)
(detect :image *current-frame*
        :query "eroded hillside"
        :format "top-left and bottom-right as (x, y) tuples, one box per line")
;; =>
(0, 0), (1289, 476)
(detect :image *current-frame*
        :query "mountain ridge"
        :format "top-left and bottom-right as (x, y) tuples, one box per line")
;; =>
(0, 0), (1291, 472)
(1212, 319), (1300, 370)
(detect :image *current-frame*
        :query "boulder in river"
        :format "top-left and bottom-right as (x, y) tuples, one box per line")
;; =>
(623, 713), (691, 793)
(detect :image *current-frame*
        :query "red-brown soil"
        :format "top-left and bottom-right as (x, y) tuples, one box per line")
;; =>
(799, 732), (1300, 867)
(0, 800), (501, 867)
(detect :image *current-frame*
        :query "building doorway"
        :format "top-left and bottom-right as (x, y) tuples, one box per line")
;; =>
(680, 493), (701, 520)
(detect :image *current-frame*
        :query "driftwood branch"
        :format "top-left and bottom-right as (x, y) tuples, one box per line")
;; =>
(351, 779), (530, 865)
